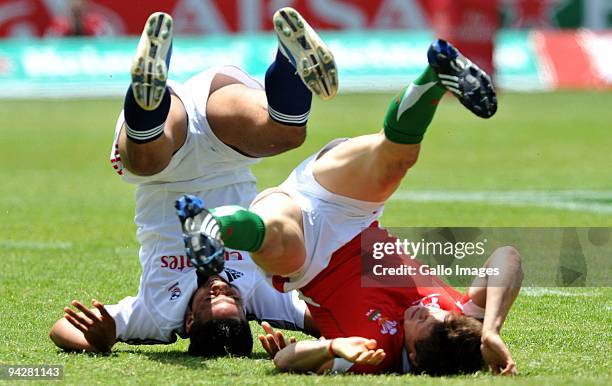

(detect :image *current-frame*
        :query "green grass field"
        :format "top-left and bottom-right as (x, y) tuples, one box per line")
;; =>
(1, 91), (611, 385)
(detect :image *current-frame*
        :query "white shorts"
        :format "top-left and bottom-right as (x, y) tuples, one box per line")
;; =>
(267, 139), (386, 292)
(110, 65), (263, 192)
(109, 65), (263, 266)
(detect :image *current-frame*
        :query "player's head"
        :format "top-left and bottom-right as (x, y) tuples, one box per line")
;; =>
(403, 305), (483, 376)
(184, 275), (253, 357)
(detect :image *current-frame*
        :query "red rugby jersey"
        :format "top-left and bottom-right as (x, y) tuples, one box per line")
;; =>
(300, 224), (466, 374)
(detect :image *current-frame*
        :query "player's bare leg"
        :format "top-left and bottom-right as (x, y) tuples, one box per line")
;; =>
(175, 192), (305, 277)
(313, 135), (421, 203)
(206, 7), (337, 157)
(118, 97), (187, 176)
(248, 191), (306, 275)
(205, 79), (308, 158)
(314, 39), (497, 202)
(115, 12), (182, 176)
(120, 8), (338, 174)
(175, 40), (496, 277)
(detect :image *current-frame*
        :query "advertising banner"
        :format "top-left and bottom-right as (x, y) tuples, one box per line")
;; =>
(1, 30), (610, 98)
(1, 0), (612, 38)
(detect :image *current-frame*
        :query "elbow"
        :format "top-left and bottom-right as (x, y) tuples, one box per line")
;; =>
(501, 246), (522, 267)
(499, 245), (524, 283)
(48, 329), (58, 346)
(48, 320), (67, 350)
(49, 320), (61, 344)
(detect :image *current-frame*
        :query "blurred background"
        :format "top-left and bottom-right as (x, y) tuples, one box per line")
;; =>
(0, 0), (611, 97)
(0, 4), (610, 382)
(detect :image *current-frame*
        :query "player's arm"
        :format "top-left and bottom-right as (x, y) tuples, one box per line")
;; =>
(259, 322), (385, 373)
(274, 337), (385, 373)
(467, 246), (523, 375)
(302, 307), (321, 337)
(49, 299), (116, 353)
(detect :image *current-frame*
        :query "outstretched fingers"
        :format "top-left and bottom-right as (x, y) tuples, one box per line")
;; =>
(354, 348), (386, 365)
(63, 309), (88, 333)
(71, 300), (101, 323)
(258, 322), (296, 359)
(371, 349), (386, 365)
(92, 299), (112, 319)
(258, 322), (281, 358)
(258, 334), (274, 357)
(261, 321), (274, 335)
(275, 331), (293, 348)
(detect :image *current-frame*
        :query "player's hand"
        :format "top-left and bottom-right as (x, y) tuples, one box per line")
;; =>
(258, 321), (297, 359)
(331, 337), (386, 366)
(481, 331), (517, 375)
(63, 299), (116, 352)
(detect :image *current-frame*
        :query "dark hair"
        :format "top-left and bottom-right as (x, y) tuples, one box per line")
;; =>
(413, 314), (484, 376)
(188, 318), (253, 357)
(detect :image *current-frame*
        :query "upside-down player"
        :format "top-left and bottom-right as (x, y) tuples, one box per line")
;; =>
(49, 8), (336, 356)
(176, 40), (523, 375)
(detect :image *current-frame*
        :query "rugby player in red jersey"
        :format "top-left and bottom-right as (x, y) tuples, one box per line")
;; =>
(176, 40), (522, 375)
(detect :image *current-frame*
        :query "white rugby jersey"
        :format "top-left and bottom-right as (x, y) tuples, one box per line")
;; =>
(110, 66), (262, 191)
(105, 66), (306, 344)
(106, 250), (306, 344)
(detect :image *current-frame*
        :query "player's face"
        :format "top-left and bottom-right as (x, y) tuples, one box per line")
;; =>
(402, 305), (449, 354)
(191, 275), (245, 322)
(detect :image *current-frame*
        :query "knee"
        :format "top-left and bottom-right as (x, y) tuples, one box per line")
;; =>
(391, 153), (419, 176)
(377, 137), (420, 182)
(376, 153), (418, 192)
(257, 217), (286, 257)
(118, 126), (174, 176)
(122, 149), (171, 176)
(274, 123), (307, 151)
(253, 216), (305, 276)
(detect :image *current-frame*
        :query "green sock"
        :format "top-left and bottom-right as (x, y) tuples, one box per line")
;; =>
(383, 66), (446, 144)
(210, 206), (266, 252)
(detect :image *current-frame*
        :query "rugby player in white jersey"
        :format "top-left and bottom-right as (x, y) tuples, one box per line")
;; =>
(176, 40), (522, 375)
(49, 8), (336, 355)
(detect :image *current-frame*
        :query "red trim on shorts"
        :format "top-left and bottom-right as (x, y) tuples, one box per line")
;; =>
(272, 275), (289, 292)
(460, 293), (472, 305)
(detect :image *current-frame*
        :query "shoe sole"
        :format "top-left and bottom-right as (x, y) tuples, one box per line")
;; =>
(449, 59), (497, 119)
(131, 12), (173, 111)
(432, 50), (497, 118)
(461, 63), (497, 118)
(273, 7), (338, 100)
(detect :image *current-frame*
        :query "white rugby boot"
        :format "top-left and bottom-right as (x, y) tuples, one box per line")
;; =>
(273, 7), (338, 100)
(130, 12), (173, 111)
